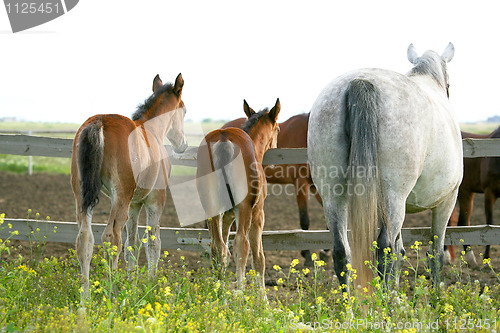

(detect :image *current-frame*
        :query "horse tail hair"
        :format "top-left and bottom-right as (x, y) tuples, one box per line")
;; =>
(78, 120), (104, 214)
(213, 134), (236, 209)
(345, 78), (386, 290)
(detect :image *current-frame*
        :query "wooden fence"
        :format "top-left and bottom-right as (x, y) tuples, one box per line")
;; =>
(2, 134), (500, 166)
(1, 133), (500, 250)
(2, 218), (500, 251)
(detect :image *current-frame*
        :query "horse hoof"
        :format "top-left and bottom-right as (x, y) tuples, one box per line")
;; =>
(319, 250), (331, 263)
(443, 249), (452, 265)
(465, 250), (478, 268)
(304, 258), (314, 267)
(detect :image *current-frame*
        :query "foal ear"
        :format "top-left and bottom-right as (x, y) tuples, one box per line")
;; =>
(441, 42), (455, 63)
(407, 43), (419, 64)
(269, 98), (281, 123)
(152, 74), (163, 94)
(173, 73), (184, 96)
(243, 99), (255, 118)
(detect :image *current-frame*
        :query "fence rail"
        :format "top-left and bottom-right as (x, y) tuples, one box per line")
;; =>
(1, 134), (500, 167)
(2, 218), (500, 252)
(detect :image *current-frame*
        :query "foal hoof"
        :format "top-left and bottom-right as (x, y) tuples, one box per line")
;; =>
(319, 250), (331, 263)
(303, 258), (314, 267)
(465, 250), (478, 268)
(442, 249), (452, 265)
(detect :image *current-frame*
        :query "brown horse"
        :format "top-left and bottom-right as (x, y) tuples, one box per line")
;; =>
(222, 113), (322, 265)
(71, 74), (188, 294)
(446, 127), (500, 265)
(196, 99), (280, 291)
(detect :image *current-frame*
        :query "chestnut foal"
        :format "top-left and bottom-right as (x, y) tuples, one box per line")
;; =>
(71, 74), (188, 294)
(196, 99), (280, 291)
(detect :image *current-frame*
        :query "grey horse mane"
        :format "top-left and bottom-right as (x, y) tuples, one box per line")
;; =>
(408, 51), (448, 90)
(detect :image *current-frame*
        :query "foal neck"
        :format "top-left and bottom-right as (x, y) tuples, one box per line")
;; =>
(248, 128), (271, 163)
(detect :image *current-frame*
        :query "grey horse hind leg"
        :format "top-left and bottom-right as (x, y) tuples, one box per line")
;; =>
(324, 200), (350, 292)
(429, 192), (458, 288)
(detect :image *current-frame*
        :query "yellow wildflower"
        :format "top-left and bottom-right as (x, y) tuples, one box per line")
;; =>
(316, 260), (326, 267)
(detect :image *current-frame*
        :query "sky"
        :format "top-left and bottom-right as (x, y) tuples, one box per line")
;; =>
(0, 1), (499, 125)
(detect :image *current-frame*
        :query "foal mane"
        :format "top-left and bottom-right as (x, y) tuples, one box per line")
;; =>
(408, 52), (448, 91)
(132, 83), (174, 121)
(241, 108), (269, 134)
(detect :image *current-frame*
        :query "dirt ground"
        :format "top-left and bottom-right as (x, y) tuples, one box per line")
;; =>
(1, 171), (499, 287)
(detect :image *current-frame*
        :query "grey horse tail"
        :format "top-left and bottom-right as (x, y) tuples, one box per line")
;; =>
(214, 134), (236, 208)
(78, 120), (104, 214)
(345, 78), (386, 290)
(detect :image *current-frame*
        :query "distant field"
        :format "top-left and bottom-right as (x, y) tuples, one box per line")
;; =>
(0, 121), (80, 132)
(459, 122), (500, 134)
(0, 120), (499, 174)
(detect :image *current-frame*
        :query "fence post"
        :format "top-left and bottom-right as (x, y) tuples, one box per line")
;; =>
(28, 130), (32, 175)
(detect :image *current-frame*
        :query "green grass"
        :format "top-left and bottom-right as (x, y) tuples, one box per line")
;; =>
(0, 155), (72, 174)
(1, 214), (500, 332)
(0, 155), (195, 176)
(460, 122), (500, 135)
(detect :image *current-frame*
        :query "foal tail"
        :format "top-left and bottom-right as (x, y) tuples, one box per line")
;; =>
(78, 120), (104, 214)
(213, 135), (236, 209)
(345, 79), (386, 289)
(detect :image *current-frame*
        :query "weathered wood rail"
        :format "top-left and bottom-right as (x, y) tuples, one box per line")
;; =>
(1, 134), (500, 166)
(2, 218), (500, 252)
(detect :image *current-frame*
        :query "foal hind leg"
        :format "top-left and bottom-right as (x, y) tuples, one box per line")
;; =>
(249, 202), (266, 292)
(457, 190), (477, 266)
(72, 175), (95, 296)
(124, 201), (143, 272)
(234, 201), (252, 289)
(483, 188), (497, 259)
(76, 207), (94, 297)
(295, 179), (313, 266)
(429, 192), (458, 288)
(144, 189), (166, 276)
(443, 207), (458, 264)
(102, 193), (133, 269)
(207, 214), (230, 273)
(221, 209), (235, 245)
